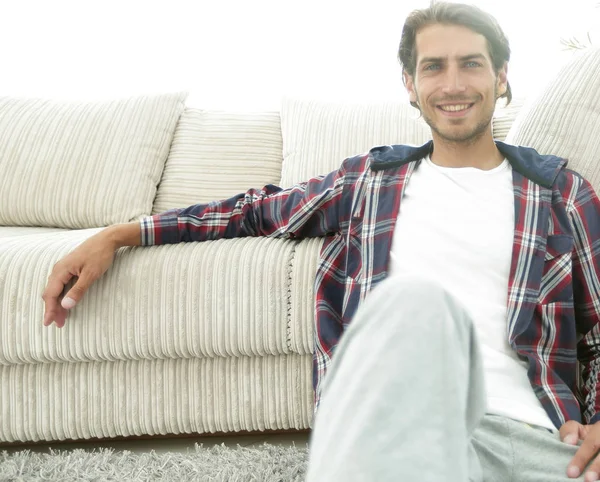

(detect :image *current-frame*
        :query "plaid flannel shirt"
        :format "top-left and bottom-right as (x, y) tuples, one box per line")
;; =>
(141, 140), (600, 430)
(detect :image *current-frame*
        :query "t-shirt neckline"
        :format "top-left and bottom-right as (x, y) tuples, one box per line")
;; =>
(424, 155), (509, 175)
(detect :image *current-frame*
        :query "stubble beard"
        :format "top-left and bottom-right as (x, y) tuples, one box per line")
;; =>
(417, 86), (497, 146)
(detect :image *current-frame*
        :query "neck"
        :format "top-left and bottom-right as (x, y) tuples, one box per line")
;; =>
(429, 129), (503, 171)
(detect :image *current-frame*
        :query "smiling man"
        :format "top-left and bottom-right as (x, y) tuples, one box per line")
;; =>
(304, 4), (600, 482)
(405, 23), (507, 169)
(42, 2), (600, 481)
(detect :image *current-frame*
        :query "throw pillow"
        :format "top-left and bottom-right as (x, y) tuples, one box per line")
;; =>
(152, 109), (283, 214)
(0, 93), (186, 229)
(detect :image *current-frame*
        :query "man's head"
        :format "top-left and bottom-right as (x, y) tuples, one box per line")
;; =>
(398, 2), (511, 145)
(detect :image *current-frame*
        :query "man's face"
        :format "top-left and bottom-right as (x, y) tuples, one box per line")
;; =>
(404, 24), (508, 145)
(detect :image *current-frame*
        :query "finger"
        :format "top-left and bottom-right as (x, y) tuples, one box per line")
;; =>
(62, 271), (96, 309)
(45, 307), (68, 328)
(43, 300), (68, 327)
(584, 453), (600, 482)
(52, 309), (68, 328)
(568, 438), (600, 479)
(43, 270), (74, 326)
(561, 421), (582, 445)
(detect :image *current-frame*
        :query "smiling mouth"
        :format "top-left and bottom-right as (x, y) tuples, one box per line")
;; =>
(437, 103), (474, 113)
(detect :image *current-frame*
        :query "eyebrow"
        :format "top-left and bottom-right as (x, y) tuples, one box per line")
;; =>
(418, 53), (487, 66)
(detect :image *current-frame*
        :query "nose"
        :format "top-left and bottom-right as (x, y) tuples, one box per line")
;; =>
(441, 64), (467, 94)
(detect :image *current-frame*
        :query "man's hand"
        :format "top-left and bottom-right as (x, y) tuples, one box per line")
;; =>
(42, 230), (120, 328)
(561, 420), (600, 481)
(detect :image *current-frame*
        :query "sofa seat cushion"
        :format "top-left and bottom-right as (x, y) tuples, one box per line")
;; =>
(0, 229), (322, 365)
(0, 354), (313, 443)
(0, 93), (186, 229)
(0, 226), (69, 239)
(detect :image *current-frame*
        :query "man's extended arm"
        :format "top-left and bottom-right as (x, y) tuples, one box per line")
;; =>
(42, 161), (350, 327)
(139, 167), (346, 246)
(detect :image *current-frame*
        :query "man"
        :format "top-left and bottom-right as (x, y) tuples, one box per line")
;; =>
(42, 2), (600, 480)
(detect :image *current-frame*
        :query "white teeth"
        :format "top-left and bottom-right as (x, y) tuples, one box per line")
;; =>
(439, 104), (471, 112)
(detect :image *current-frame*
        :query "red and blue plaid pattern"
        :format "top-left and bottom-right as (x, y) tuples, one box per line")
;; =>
(141, 141), (600, 430)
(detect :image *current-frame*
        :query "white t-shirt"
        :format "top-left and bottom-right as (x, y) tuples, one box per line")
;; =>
(389, 155), (555, 431)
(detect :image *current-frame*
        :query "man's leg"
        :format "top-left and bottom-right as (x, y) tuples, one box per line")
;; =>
(472, 415), (586, 482)
(306, 275), (487, 482)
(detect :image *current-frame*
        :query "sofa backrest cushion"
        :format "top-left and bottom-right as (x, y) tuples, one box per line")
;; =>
(0, 93), (186, 229)
(279, 97), (524, 188)
(279, 99), (431, 188)
(492, 97), (526, 142)
(506, 48), (600, 193)
(152, 109), (283, 214)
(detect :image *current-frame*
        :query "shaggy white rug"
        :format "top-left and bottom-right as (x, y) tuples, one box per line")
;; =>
(0, 442), (309, 481)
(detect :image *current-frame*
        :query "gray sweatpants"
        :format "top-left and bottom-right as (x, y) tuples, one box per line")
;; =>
(305, 275), (586, 482)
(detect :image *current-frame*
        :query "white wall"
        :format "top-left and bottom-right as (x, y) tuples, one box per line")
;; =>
(0, 0), (597, 109)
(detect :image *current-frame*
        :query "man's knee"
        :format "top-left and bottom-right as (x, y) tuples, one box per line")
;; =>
(373, 274), (451, 302)
(355, 274), (472, 335)
(368, 274), (457, 313)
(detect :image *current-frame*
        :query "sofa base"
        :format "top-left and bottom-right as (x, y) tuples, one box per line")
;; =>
(0, 354), (314, 443)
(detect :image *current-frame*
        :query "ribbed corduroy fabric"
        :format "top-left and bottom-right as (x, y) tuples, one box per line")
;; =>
(279, 98), (432, 188)
(0, 232), (321, 366)
(152, 109), (283, 214)
(0, 227), (68, 238)
(506, 48), (600, 192)
(492, 97), (526, 141)
(0, 93), (186, 229)
(0, 354), (313, 443)
(0, 229), (321, 442)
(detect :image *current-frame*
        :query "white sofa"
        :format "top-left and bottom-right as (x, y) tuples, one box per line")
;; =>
(1, 48), (599, 444)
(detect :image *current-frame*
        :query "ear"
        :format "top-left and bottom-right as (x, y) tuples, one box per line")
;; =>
(496, 61), (508, 97)
(404, 71), (418, 104)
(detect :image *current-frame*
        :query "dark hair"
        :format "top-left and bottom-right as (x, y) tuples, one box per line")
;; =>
(398, 1), (512, 108)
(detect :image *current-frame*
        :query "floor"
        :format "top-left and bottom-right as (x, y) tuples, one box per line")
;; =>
(1, 431), (311, 455)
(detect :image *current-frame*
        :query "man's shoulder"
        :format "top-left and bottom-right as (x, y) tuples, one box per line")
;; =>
(498, 142), (594, 203)
(368, 142), (433, 171)
(496, 141), (568, 189)
(341, 152), (371, 173)
(338, 143), (431, 183)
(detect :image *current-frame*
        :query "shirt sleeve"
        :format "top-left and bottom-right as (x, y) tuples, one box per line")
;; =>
(139, 161), (349, 246)
(571, 176), (600, 424)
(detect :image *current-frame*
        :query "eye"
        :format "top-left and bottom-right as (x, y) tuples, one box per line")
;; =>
(424, 63), (441, 71)
(465, 61), (481, 68)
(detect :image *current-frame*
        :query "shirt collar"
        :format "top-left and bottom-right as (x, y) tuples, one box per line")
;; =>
(368, 140), (567, 189)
